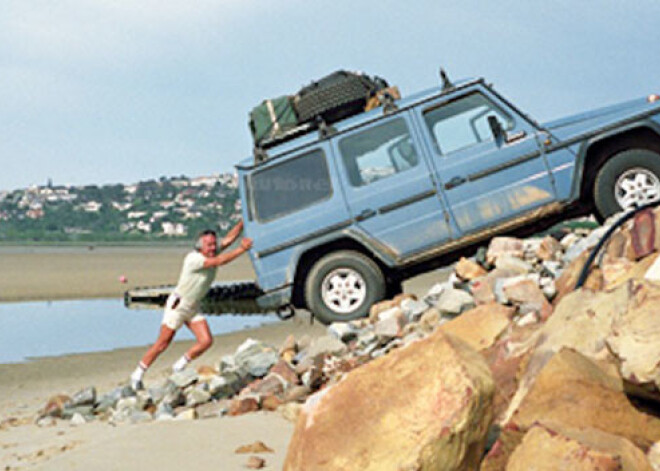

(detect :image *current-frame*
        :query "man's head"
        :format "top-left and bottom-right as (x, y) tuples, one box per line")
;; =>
(195, 230), (217, 257)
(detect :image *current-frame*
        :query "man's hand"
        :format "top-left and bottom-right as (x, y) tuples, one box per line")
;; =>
(240, 237), (253, 251)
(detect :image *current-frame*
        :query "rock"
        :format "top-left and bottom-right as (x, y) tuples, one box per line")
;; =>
(494, 254), (533, 275)
(553, 251), (590, 304)
(648, 441), (660, 471)
(507, 423), (653, 471)
(606, 281), (660, 389)
(327, 322), (359, 343)
(373, 310), (406, 341)
(398, 297), (430, 322)
(235, 338), (280, 378)
(280, 403), (302, 423)
(41, 394), (71, 418)
(487, 237), (524, 265)
(196, 365), (218, 382)
(195, 400), (228, 419)
(298, 335), (347, 365)
(560, 232), (580, 249)
(154, 403), (175, 421)
(419, 307), (443, 330)
(175, 408), (197, 421)
(246, 456), (266, 469)
(244, 373), (286, 397)
(283, 385), (311, 403)
(69, 413), (87, 426)
(284, 331), (495, 471)
(169, 369), (198, 388)
(261, 394), (283, 411)
(161, 387), (186, 409)
(504, 283), (634, 422)
(432, 287), (475, 316)
(70, 387), (96, 407)
(630, 208), (656, 259)
(36, 416), (57, 427)
(61, 405), (94, 420)
(185, 387), (211, 407)
(228, 396), (259, 416)
(439, 303), (513, 351)
(536, 235), (563, 261)
(235, 441), (274, 454)
(502, 279), (553, 320)
(470, 277), (497, 305)
(455, 257), (487, 280)
(508, 348), (660, 450)
(269, 360), (299, 386)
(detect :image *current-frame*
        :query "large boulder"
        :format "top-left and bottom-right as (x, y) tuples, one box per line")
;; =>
(507, 423), (653, 471)
(508, 348), (660, 451)
(284, 331), (495, 471)
(606, 280), (660, 390)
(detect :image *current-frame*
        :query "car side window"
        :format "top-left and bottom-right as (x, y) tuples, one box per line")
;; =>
(339, 118), (419, 187)
(424, 93), (514, 155)
(250, 149), (332, 222)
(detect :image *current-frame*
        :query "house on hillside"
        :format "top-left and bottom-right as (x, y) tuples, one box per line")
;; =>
(161, 221), (187, 236)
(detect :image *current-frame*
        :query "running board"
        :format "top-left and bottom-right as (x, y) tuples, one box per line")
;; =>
(124, 281), (280, 316)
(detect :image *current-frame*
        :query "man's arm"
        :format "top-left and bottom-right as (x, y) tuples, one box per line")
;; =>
(203, 237), (252, 268)
(218, 220), (244, 252)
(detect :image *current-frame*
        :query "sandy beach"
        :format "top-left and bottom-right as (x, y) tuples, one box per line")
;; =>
(0, 246), (446, 470)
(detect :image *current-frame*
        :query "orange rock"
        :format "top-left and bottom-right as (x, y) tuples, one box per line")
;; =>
(235, 441), (274, 454)
(284, 331), (495, 471)
(196, 365), (218, 381)
(261, 395), (283, 412)
(228, 397), (259, 416)
(509, 348), (660, 450)
(246, 456), (266, 469)
(439, 303), (513, 351)
(41, 394), (71, 418)
(507, 423), (653, 471)
(455, 257), (487, 281)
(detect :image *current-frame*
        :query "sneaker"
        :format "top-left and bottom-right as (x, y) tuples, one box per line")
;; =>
(131, 378), (144, 391)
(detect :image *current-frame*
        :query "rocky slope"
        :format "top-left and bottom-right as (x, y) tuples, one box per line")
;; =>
(39, 207), (660, 470)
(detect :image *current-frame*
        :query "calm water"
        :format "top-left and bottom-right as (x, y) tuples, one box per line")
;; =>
(0, 299), (276, 364)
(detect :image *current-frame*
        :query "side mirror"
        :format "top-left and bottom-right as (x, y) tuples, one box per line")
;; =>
(488, 115), (505, 146)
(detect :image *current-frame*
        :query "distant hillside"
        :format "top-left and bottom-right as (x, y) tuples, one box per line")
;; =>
(0, 175), (240, 243)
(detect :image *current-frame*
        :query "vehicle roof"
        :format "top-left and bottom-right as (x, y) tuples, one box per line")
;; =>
(236, 77), (482, 171)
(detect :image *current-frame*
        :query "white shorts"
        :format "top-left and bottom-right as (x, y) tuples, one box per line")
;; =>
(162, 293), (205, 330)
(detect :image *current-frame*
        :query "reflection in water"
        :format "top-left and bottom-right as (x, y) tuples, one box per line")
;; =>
(0, 299), (276, 363)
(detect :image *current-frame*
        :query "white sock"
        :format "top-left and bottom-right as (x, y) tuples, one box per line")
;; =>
(172, 354), (190, 373)
(131, 363), (146, 382)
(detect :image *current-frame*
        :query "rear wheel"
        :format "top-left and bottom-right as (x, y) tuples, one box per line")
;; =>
(304, 250), (386, 324)
(593, 149), (660, 220)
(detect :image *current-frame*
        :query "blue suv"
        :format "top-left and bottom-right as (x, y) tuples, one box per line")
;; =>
(238, 76), (660, 324)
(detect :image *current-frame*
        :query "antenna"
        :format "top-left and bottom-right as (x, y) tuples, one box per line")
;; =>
(440, 68), (454, 91)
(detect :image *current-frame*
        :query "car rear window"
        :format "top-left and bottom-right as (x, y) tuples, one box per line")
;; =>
(250, 149), (332, 222)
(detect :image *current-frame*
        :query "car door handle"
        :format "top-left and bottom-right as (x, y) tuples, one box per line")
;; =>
(355, 208), (377, 221)
(444, 176), (467, 190)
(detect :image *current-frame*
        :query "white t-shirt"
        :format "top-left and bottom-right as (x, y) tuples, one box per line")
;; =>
(173, 251), (217, 305)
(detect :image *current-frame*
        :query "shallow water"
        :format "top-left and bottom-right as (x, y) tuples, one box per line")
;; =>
(0, 299), (276, 363)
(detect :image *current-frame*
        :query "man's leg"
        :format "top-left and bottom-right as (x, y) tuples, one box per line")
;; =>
(172, 318), (213, 372)
(131, 324), (176, 389)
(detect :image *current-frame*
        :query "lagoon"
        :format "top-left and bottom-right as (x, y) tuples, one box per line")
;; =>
(0, 298), (276, 364)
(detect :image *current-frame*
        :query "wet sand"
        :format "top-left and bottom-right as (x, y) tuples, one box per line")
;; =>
(0, 246), (447, 470)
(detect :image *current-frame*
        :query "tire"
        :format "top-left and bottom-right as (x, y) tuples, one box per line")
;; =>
(593, 149), (660, 220)
(296, 73), (373, 124)
(304, 250), (386, 324)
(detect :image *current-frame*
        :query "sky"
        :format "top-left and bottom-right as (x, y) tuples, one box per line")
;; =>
(2, 0), (660, 191)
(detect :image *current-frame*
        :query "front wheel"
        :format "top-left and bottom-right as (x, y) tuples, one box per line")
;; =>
(304, 250), (386, 324)
(593, 149), (660, 220)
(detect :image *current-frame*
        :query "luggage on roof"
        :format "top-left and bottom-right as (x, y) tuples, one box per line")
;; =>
(248, 70), (391, 153)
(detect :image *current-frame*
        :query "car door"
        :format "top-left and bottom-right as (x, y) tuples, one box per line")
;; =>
(333, 112), (452, 259)
(415, 87), (557, 235)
